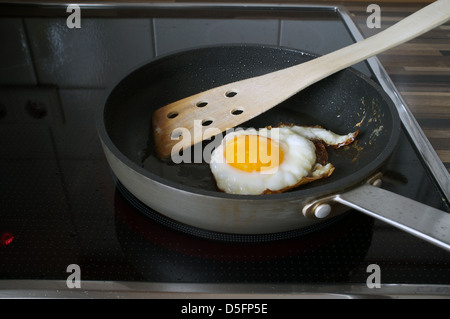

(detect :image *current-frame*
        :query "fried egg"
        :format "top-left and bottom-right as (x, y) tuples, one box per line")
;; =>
(209, 127), (335, 195)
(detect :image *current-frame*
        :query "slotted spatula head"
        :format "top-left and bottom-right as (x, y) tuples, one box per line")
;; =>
(152, 73), (297, 159)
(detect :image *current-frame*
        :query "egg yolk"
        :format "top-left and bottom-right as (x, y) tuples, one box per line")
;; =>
(224, 134), (284, 172)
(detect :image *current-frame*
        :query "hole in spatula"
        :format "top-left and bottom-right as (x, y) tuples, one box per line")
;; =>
(225, 91), (237, 98)
(231, 108), (244, 115)
(167, 111), (178, 119)
(196, 101), (208, 108)
(201, 119), (213, 126)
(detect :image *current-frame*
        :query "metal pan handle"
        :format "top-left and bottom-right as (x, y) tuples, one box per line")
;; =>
(303, 183), (450, 252)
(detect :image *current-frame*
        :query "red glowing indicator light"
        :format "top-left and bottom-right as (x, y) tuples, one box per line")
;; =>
(1, 232), (14, 246)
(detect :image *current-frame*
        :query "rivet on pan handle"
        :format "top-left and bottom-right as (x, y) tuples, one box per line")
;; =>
(303, 172), (450, 252)
(302, 173), (383, 219)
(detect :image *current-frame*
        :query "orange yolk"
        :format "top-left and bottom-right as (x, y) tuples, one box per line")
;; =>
(224, 134), (284, 173)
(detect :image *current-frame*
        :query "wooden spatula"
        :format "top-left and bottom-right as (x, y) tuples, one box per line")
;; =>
(153, 0), (450, 159)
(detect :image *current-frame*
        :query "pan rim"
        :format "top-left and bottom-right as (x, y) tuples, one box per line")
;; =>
(97, 43), (401, 201)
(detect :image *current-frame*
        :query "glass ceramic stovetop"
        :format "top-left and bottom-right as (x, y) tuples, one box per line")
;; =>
(0, 3), (449, 297)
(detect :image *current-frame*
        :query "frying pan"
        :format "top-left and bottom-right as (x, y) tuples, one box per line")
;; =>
(97, 44), (450, 251)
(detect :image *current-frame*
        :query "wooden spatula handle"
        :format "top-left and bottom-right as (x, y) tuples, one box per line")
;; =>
(287, 0), (450, 91)
(153, 0), (450, 159)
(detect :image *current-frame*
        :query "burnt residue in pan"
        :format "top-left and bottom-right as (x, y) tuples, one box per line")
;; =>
(342, 96), (386, 163)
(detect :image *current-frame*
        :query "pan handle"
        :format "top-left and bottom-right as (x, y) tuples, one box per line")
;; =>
(303, 183), (450, 252)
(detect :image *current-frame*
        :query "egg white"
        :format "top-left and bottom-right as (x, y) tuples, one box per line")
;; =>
(210, 127), (333, 195)
(278, 124), (358, 148)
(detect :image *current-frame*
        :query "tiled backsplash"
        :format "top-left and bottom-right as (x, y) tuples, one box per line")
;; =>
(3, 17), (282, 90)
(1, 15), (361, 89)
(0, 18), (36, 85)
(24, 18), (154, 89)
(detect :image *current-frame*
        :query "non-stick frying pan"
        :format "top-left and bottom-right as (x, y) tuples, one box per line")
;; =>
(97, 44), (450, 251)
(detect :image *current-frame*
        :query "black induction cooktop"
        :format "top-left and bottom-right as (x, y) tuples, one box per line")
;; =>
(0, 2), (449, 298)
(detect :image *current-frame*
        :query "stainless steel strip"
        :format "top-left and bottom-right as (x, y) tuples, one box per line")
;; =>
(1, 280), (449, 298)
(0, 2), (339, 17)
